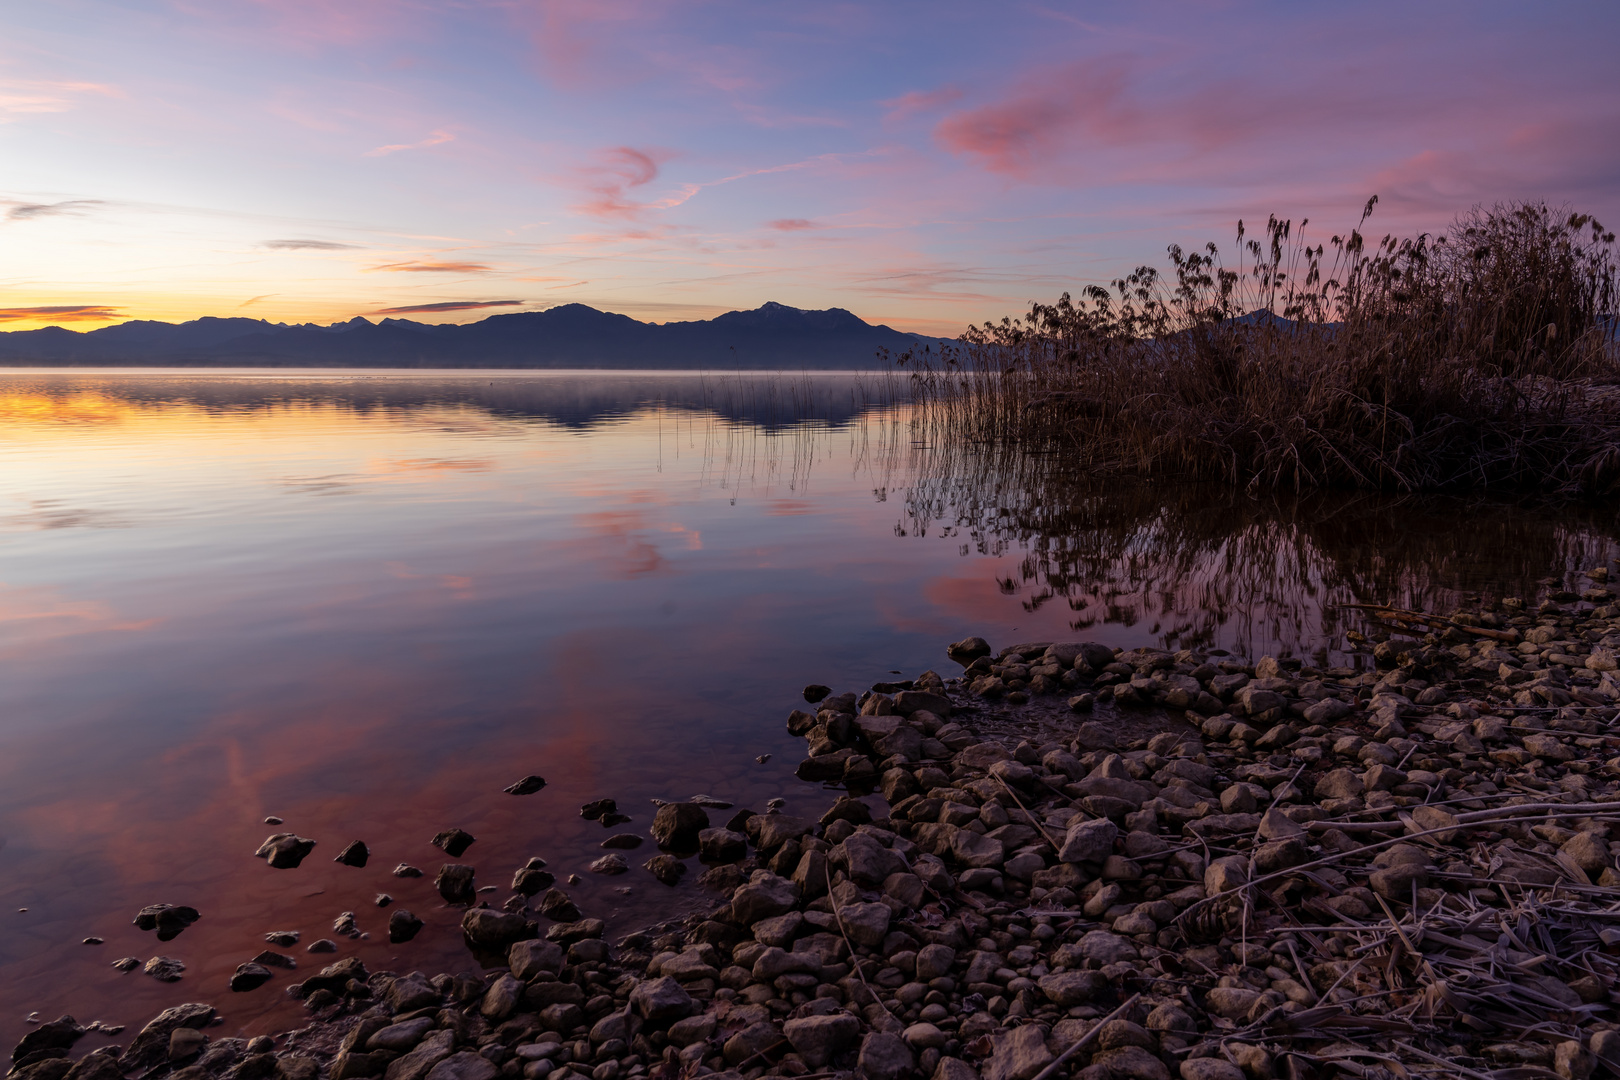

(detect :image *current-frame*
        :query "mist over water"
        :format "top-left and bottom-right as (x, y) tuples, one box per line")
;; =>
(0, 370), (1615, 1045)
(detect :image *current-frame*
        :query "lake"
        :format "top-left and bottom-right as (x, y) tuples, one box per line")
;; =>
(1, 370), (1615, 1045)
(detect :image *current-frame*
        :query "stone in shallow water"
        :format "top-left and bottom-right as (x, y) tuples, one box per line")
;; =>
(431, 828), (476, 857)
(133, 904), (200, 942)
(435, 864), (476, 905)
(229, 963), (273, 992)
(334, 841), (369, 867)
(644, 854), (686, 886)
(388, 909), (424, 944)
(589, 853), (627, 875)
(651, 802), (709, 849)
(143, 956), (185, 982)
(503, 775), (547, 795)
(255, 834), (316, 869)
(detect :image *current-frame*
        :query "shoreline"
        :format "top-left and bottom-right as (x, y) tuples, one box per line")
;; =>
(10, 570), (1620, 1080)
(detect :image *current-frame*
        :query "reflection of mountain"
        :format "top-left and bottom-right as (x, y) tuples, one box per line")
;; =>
(0, 303), (948, 369)
(2, 371), (908, 430)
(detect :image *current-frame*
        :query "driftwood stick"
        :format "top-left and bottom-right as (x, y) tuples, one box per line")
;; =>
(1027, 993), (1142, 1080)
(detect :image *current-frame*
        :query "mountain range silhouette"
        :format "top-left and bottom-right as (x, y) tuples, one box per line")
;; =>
(0, 302), (948, 368)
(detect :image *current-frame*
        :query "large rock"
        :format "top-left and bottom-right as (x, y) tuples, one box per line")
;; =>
(1561, 831), (1611, 873)
(1076, 930), (1139, 965)
(1203, 987), (1261, 1020)
(1204, 855), (1249, 896)
(385, 973), (440, 1013)
(951, 830), (1005, 869)
(423, 1052), (497, 1080)
(301, 957), (368, 994)
(1091, 1047), (1169, 1080)
(916, 944), (956, 981)
(480, 975), (523, 1021)
(133, 904), (201, 942)
(13, 1017), (85, 1064)
(434, 865), (476, 906)
(947, 637), (991, 664)
(461, 909), (535, 950)
(629, 977), (694, 1024)
(254, 834), (316, 869)
(509, 939), (564, 980)
(1402, 805), (1458, 846)
(982, 1024), (1052, 1080)
(1058, 817), (1118, 864)
(731, 871), (800, 924)
(752, 814), (817, 852)
(388, 910), (424, 944)
(783, 1014), (860, 1069)
(698, 828), (747, 863)
(651, 803), (709, 850)
(838, 901), (891, 947)
(119, 1004), (215, 1072)
(367, 1019), (436, 1054)
(385, 1031), (455, 1080)
(857, 1033), (914, 1080)
(228, 963), (273, 992)
(1037, 970), (1107, 1006)
(1314, 769), (1364, 800)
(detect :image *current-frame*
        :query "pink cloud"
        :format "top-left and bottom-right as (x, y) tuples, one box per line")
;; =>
(934, 61), (1141, 178)
(881, 86), (962, 125)
(769, 218), (817, 231)
(365, 129), (455, 157)
(571, 146), (696, 220)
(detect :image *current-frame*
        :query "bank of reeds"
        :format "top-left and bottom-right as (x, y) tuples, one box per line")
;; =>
(896, 199), (1620, 495)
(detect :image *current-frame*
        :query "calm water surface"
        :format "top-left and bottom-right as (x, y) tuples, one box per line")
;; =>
(1, 370), (1615, 1047)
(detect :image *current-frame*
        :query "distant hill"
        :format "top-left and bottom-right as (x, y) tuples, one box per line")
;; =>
(0, 302), (949, 369)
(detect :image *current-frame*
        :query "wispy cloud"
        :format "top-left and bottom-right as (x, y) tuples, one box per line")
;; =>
(881, 87), (962, 125)
(264, 238), (360, 250)
(369, 300), (524, 315)
(364, 129), (455, 157)
(935, 61), (1137, 178)
(0, 305), (124, 323)
(769, 218), (818, 232)
(5, 199), (105, 221)
(0, 79), (121, 119)
(368, 260), (491, 273)
(573, 146), (695, 220)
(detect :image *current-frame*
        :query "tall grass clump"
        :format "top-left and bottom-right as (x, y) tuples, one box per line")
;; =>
(900, 199), (1620, 495)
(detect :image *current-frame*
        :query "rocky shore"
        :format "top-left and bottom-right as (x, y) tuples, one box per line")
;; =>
(10, 570), (1620, 1080)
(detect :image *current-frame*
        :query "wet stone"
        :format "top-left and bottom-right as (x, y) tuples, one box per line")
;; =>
(142, 956), (185, 982)
(133, 904), (200, 942)
(255, 834), (317, 869)
(435, 864), (477, 905)
(431, 829), (476, 858)
(334, 841), (370, 868)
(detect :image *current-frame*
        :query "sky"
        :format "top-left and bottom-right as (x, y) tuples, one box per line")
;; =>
(1, 0), (1617, 337)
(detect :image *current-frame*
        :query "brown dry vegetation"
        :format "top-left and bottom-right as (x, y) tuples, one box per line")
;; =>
(896, 200), (1620, 495)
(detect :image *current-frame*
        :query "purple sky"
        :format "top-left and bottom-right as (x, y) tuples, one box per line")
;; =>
(2, 0), (1616, 335)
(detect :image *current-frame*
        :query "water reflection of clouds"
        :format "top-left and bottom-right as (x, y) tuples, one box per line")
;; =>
(0, 499), (128, 531)
(0, 584), (158, 648)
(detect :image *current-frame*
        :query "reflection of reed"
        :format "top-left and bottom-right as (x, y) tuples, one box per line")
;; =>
(896, 430), (1620, 661)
